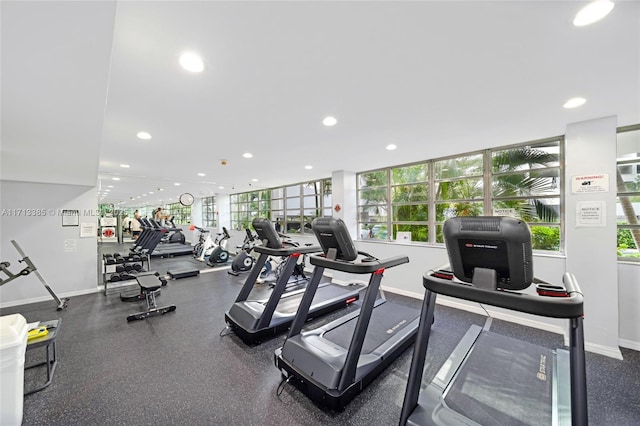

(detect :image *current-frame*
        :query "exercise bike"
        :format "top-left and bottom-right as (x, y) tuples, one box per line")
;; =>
(191, 225), (216, 262)
(228, 228), (259, 276)
(207, 227), (231, 266)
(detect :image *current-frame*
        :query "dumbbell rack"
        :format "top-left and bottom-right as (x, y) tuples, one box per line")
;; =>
(102, 253), (151, 296)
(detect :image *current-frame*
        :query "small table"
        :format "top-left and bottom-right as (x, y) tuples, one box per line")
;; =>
(25, 319), (61, 395)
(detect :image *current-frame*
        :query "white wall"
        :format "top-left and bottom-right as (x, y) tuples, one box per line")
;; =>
(618, 262), (640, 350)
(565, 117), (621, 358)
(0, 180), (99, 308)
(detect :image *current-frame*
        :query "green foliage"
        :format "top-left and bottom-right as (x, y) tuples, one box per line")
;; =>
(530, 226), (560, 251)
(617, 228), (637, 250)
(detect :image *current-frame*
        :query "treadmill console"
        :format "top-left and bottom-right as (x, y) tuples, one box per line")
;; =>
(312, 217), (358, 261)
(443, 216), (533, 291)
(252, 218), (282, 249)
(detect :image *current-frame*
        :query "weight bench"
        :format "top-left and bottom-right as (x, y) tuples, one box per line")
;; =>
(126, 274), (176, 322)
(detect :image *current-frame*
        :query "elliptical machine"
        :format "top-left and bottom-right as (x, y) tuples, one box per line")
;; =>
(228, 228), (259, 276)
(207, 227), (231, 266)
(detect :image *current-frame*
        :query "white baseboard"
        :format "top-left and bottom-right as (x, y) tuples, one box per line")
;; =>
(586, 342), (623, 360)
(619, 338), (640, 352)
(0, 287), (100, 309)
(380, 286), (625, 359)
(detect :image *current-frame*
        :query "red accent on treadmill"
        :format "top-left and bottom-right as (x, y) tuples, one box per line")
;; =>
(346, 297), (357, 304)
(374, 268), (385, 275)
(290, 253), (301, 258)
(432, 271), (454, 280)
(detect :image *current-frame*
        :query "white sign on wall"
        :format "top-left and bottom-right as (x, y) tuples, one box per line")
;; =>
(493, 208), (517, 218)
(572, 174), (609, 194)
(576, 201), (606, 227)
(80, 223), (97, 238)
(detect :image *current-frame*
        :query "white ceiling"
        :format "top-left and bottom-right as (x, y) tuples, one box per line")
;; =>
(2, 1), (639, 208)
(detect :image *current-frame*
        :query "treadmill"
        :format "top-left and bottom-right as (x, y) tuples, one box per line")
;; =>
(274, 217), (421, 410)
(148, 219), (194, 258)
(399, 216), (587, 426)
(225, 218), (361, 345)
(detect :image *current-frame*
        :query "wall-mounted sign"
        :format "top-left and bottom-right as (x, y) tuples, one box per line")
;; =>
(576, 201), (606, 227)
(493, 208), (517, 218)
(80, 223), (97, 238)
(572, 174), (609, 194)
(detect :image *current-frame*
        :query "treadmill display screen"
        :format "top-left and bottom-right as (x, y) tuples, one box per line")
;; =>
(312, 217), (358, 261)
(444, 216), (533, 290)
(252, 218), (282, 249)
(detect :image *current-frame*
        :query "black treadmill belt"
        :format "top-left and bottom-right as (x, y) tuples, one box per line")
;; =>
(275, 283), (351, 315)
(444, 331), (553, 426)
(323, 302), (418, 355)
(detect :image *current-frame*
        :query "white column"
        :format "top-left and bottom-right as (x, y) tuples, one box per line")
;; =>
(331, 170), (357, 238)
(565, 116), (621, 358)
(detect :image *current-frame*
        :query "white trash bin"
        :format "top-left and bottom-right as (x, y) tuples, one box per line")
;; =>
(0, 314), (28, 426)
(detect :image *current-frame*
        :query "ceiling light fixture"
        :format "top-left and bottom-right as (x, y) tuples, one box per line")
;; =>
(386, 144), (398, 151)
(305, 165), (313, 170)
(252, 178), (258, 182)
(137, 131), (152, 140)
(174, 182), (181, 186)
(198, 173), (206, 177)
(218, 186), (224, 189)
(563, 97), (587, 109)
(573, 0), (615, 27)
(242, 153), (253, 158)
(120, 164), (130, 168)
(179, 51), (205, 73)
(112, 177), (120, 181)
(107, 185), (114, 188)
(323, 116), (338, 127)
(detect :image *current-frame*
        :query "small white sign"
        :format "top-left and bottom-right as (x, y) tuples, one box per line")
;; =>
(64, 239), (77, 252)
(576, 201), (606, 227)
(396, 232), (412, 243)
(80, 223), (97, 238)
(493, 208), (517, 218)
(572, 174), (609, 194)
(100, 217), (117, 226)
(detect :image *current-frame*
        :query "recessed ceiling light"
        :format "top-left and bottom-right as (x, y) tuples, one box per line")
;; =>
(573, 0), (615, 27)
(159, 188), (164, 191)
(137, 131), (152, 140)
(179, 51), (205, 73)
(386, 144), (398, 151)
(323, 116), (337, 127)
(112, 177), (120, 181)
(563, 97), (587, 109)
(136, 196), (141, 199)
(243, 153), (253, 158)
(104, 189), (111, 192)
(120, 164), (130, 168)
(252, 178), (258, 182)
(107, 185), (114, 188)
(218, 186), (224, 189)
(174, 182), (181, 186)
(149, 191), (154, 194)
(305, 165), (313, 170)
(197, 173), (206, 177)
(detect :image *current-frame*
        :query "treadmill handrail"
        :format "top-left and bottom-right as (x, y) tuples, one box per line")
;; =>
(254, 245), (321, 256)
(309, 255), (409, 274)
(424, 269), (584, 319)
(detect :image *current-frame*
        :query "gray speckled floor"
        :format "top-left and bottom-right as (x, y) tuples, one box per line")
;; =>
(2, 245), (639, 425)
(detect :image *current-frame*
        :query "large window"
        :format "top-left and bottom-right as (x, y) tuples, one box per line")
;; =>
(167, 202), (191, 225)
(616, 125), (640, 261)
(202, 196), (216, 228)
(357, 137), (563, 252)
(230, 179), (331, 233)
